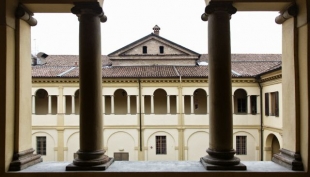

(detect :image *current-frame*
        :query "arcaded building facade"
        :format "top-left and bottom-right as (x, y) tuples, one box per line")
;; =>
(1, 0), (310, 176)
(31, 30), (283, 162)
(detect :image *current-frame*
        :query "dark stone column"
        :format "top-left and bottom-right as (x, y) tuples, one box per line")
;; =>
(66, 2), (112, 171)
(200, 1), (246, 170)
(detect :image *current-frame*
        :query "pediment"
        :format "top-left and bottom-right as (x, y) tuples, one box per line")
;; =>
(108, 33), (199, 58)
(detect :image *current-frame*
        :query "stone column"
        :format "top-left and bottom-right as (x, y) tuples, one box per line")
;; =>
(111, 95), (114, 114)
(136, 95), (139, 113)
(190, 95), (194, 114)
(182, 95), (185, 114)
(67, 2), (111, 171)
(151, 95), (154, 114)
(127, 95), (130, 114)
(71, 95), (75, 114)
(247, 95), (251, 114)
(63, 95), (66, 114)
(102, 95), (105, 114)
(232, 95), (234, 114)
(32, 95), (36, 114)
(141, 95), (145, 114)
(176, 95), (179, 114)
(48, 95), (52, 114)
(167, 95), (170, 114)
(257, 95), (260, 114)
(200, 1), (245, 170)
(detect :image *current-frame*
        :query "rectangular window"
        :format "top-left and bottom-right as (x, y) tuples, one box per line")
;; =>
(36, 136), (46, 155)
(270, 92), (279, 117)
(159, 46), (164, 53)
(143, 46), (147, 54)
(114, 152), (129, 161)
(236, 136), (247, 155)
(237, 98), (246, 113)
(250, 95), (257, 114)
(156, 136), (166, 154)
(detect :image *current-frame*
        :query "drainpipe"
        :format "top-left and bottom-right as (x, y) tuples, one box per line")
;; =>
(256, 76), (263, 161)
(138, 79), (142, 151)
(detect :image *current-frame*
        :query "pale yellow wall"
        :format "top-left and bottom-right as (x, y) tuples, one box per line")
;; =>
(263, 82), (283, 129)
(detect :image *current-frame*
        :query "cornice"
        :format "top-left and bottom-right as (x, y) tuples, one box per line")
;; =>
(32, 76), (282, 84)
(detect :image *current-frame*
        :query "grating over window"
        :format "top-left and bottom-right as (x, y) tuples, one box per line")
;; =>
(236, 136), (247, 155)
(36, 136), (46, 155)
(114, 152), (129, 161)
(156, 136), (167, 154)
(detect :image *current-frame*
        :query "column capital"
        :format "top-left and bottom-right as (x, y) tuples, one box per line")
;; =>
(16, 3), (37, 26)
(275, 3), (298, 24)
(201, 1), (237, 21)
(71, 2), (107, 23)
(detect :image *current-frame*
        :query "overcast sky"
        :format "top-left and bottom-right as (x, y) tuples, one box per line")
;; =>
(31, 0), (282, 55)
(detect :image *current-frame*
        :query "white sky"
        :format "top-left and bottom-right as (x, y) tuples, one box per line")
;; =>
(31, 0), (282, 55)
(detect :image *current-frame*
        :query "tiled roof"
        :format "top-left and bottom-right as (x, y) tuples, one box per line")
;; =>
(32, 54), (282, 78)
(39, 55), (111, 67)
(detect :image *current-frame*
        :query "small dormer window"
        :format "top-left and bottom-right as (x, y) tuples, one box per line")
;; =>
(143, 46), (147, 54)
(159, 46), (164, 54)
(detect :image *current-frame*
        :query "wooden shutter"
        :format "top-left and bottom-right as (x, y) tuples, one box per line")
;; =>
(265, 93), (269, 116)
(275, 92), (279, 117)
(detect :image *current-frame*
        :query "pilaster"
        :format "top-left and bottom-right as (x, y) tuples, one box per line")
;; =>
(9, 3), (42, 171)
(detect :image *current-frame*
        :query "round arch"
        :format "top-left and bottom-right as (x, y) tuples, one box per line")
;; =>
(106, 131), (136, 161)
(146, 131), (176, 161)
(186, 131), (209, 160)
(32, 131), (56, 161)
(234, 88), (248, 114)
(154, 89), (167, 114)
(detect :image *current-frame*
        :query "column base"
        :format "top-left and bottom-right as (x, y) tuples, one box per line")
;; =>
(200, 156), (246, 170)
(66, 158), (114, 171)
(9, 148), (42, 171)
(272, 148), (303, 171)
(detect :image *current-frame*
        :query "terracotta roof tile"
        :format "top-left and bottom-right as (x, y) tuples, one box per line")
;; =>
(32, 54), (282, 78)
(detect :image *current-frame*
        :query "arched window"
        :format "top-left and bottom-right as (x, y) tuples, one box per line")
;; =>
(234, 89), (247, 114)
(114, 89), (127, 115)
(35, 89), (48, 115)
(193, 89), (207, 114)
(154, 89), (167, 114)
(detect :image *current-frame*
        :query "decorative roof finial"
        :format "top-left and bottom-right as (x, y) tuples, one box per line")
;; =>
(153, 25), (160, 35)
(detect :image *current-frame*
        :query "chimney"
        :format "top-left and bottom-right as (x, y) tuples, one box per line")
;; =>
(153, 25), (160, 35)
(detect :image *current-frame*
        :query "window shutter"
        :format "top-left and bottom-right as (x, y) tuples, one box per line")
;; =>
(265, 93), (269, 116)
(275, 92), (279, 117)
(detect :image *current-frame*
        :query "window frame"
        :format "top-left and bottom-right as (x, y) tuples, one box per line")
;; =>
(236, 136), (247, 155)
(155, 136), (167, 155)
(36, 136), (46, 155)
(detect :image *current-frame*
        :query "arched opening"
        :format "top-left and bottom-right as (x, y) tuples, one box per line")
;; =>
(265, 133), (281, 161)
(35, 89), (48, 115)
(272, 136), (280, 157)
(234, 89), (247, 114)
(74, 90), (80, 114)
(193, 89), (207, 114)
(114, 89), (127, 115)
(154, 89), (167, 114)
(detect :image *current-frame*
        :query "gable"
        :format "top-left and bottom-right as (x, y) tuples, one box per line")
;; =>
(122, 39), (186, 56)
(108, 33), (200, 57)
